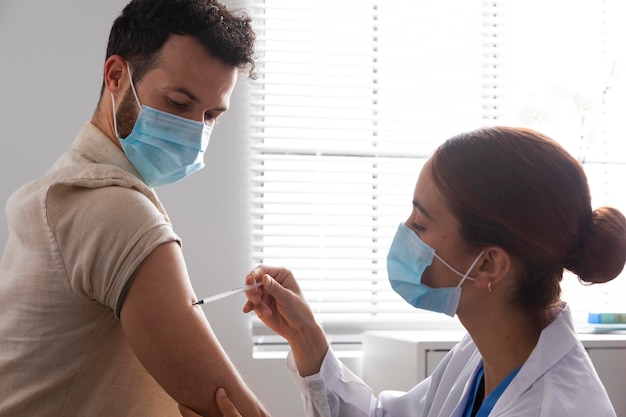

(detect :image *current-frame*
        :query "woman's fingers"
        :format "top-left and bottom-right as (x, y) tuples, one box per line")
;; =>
(216, 388), (243, 417)
(176, 389), (244, 417)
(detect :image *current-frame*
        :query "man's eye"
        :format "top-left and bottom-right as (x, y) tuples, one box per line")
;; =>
(203, 112), (218, 126)
(168, 99), (188, 109)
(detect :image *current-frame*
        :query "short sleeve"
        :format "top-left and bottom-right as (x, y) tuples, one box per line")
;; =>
(46, 182), (180, 316)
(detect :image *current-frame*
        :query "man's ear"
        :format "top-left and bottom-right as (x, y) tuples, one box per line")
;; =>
(473, 246), (511, 290)
(103, 55), (129, 95)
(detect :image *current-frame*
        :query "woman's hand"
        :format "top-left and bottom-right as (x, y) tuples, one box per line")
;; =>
(244, 266), (311, 340)
(244, 265), (329, 376)
(178, 388), (243, 417)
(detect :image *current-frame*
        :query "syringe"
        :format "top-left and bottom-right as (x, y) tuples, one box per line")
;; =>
(192, 281), (263, 305)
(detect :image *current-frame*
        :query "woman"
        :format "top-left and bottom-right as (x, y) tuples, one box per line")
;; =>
(193, 127), (626, 417)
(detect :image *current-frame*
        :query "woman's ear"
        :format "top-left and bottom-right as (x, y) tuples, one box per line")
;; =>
(473, 246), (511, 290)
(103, 55), (129, 95)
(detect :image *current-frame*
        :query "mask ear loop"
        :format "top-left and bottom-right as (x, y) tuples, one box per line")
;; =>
(111, 93), (120, 138)
(111, 62), (142, 139)
(434, 249), (485, 287)
(457, 250), (485, 287)
(125, 63), (142, 111)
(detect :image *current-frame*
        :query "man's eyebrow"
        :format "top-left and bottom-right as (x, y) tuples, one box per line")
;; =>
(412, 200), (434, 221)
(167, 87), (228, 112)
(167, 86), (199, 102)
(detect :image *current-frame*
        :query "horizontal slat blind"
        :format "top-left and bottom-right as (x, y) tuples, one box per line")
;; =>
(250, 0), (489, 333)
(250, 0), (626, 335)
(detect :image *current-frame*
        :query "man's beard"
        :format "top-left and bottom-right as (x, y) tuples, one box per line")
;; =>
(116, 87), (140, 138)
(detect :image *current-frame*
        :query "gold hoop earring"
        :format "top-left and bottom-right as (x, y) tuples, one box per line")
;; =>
(488, 282), (498, 293)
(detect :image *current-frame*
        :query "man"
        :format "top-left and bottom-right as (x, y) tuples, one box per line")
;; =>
(0, 1), (269, 416)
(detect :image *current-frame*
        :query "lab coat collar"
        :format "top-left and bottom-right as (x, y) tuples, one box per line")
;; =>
(491, 303), (577, 412)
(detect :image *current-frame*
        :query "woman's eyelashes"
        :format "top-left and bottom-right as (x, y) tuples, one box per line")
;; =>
(410, 222), (426, 234)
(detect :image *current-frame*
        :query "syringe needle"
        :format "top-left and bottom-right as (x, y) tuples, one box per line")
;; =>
(192, 281), (263, 305)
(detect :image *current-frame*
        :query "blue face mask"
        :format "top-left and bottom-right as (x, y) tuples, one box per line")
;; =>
(386, 223), (484, 317)
(111, 65), (212, 187)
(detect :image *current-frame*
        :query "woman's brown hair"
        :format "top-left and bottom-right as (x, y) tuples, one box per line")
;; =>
(430, 126), (626, 311)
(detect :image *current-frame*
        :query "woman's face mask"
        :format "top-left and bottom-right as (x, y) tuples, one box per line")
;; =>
(386, 223), (484, 317)
(111, 64), (212, 187)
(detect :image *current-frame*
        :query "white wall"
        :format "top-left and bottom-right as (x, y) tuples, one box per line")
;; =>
(0, 1), (307, 415)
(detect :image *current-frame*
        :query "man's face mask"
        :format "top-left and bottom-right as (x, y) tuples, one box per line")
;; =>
(386, 223), (484, 317)
(111, 64), (212, 187)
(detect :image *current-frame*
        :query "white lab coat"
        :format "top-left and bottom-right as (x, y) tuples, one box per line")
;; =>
(287, 305), (616, 417)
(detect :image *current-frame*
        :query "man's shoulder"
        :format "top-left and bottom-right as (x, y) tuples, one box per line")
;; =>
(46, 153), (145, 189)
(8, 161), (150, 211)
(44, 162), (165, 222)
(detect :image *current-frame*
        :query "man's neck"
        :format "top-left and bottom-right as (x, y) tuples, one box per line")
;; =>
(91, 103), (122, 150)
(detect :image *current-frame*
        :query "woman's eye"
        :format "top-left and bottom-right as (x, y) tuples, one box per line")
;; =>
(411, 223), (425, 234)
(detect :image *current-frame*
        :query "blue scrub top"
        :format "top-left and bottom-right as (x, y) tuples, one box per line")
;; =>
(463, 364), (521, 417)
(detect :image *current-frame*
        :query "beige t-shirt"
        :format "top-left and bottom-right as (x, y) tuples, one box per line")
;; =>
(0, 123), (181, 416)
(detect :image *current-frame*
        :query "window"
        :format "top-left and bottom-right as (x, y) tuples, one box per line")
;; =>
(249, 0), (626, 338)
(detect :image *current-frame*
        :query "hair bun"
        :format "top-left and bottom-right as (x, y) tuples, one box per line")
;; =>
(574, 206), (626, 283)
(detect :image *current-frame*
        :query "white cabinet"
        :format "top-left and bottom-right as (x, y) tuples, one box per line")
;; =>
(363, 331), (626, 417)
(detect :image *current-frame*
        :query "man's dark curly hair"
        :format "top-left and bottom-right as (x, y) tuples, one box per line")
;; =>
(100, 0), (256, 95)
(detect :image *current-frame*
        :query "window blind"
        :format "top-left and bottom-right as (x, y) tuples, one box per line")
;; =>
(249, 0), (626, 336)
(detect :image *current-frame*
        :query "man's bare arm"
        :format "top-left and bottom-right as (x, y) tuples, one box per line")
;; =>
(120, 241), (267, 417)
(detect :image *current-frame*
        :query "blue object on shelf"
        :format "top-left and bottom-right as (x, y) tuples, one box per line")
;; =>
(588, 313), (626, 324)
